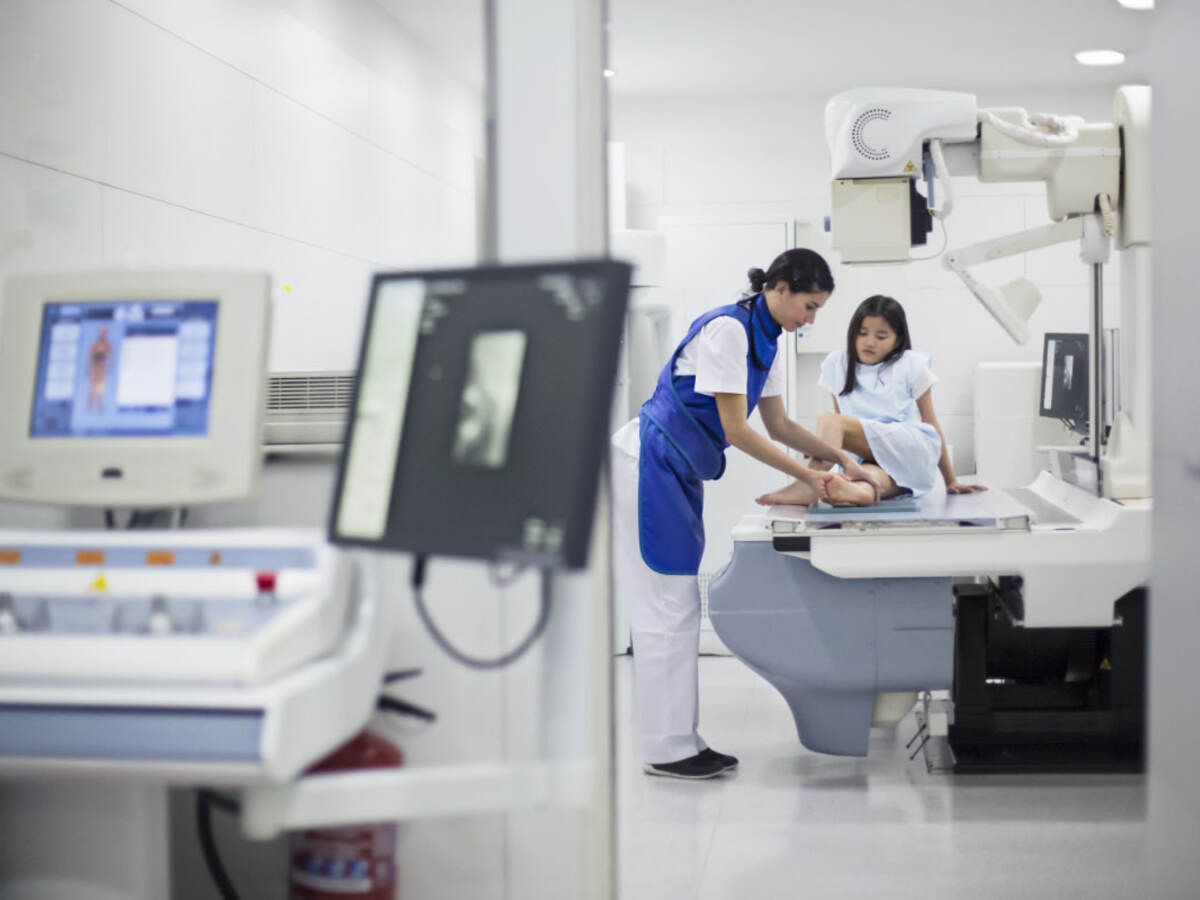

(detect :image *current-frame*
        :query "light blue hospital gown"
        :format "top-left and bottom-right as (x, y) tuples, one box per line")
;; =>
(818, 349), (943, 495)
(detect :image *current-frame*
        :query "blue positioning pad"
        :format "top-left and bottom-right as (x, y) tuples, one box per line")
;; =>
(806, 497), (919, 515)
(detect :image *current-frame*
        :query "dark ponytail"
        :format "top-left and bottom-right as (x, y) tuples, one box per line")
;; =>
(748, 248), (834, 296)
(840, 294), (912, 396)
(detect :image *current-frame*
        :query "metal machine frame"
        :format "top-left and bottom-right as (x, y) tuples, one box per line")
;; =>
(710, 86), (1154, 770)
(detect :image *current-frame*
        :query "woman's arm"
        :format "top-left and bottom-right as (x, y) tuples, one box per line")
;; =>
(716, 393), (824, 485)
(915, 389), (987, 494)
(754, 395), (874, 485)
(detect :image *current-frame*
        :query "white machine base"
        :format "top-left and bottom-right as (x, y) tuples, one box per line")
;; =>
(0, 529), (391, 900)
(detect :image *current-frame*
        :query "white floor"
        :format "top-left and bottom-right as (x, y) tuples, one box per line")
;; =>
(615, 653), (1147, 900)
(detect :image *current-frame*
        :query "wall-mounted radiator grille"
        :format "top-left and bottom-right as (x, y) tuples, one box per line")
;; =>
(263, 372), (355, 447)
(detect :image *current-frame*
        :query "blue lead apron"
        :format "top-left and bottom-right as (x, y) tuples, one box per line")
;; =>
(638, 294), (781, 575)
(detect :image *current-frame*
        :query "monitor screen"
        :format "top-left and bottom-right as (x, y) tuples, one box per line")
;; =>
(29, 299), (218, 438)
(1040, 332), (1089, 424)
(330, 259), (632, 569)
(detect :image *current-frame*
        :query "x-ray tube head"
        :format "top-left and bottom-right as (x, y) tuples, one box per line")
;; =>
(825, 88), (976, 264)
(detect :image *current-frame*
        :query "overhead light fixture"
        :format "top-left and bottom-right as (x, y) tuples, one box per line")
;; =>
(1075, 49), (1126, 66)
(603, 69), (615, 78)
(1116, 0), (1153, 9)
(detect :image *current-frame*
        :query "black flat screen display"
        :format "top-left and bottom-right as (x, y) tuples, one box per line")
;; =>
(329, 259), (631, 569)
(1040, 332), (1089, 424)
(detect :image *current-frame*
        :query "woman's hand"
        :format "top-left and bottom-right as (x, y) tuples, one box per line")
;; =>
(817, 471), (838, 503)
(946, 480), (988, 494)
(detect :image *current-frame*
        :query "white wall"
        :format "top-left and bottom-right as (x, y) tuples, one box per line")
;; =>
(0, 0), (481, 373)
(612, 86), (1123, 477)
(0, 3), (498, 899)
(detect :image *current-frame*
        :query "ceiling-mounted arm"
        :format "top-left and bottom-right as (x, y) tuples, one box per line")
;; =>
(941, 218), (1085, 344)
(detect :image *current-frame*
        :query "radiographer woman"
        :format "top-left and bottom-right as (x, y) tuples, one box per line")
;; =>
(610, 248), (875, 780)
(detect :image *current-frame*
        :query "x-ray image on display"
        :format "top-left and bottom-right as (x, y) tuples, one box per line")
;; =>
(452, 330), (526, 469)
(1040, 332), (1089, 426)
(331, 259), (632, 568)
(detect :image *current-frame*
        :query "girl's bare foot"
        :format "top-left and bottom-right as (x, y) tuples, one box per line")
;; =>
(821, 473), (876, 507)
(755, 479), (819, 507)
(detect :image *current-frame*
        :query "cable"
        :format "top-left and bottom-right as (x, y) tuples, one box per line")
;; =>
(383, 668), (424, 683)
(927, 138), (954, 219)
(487, 561), (528, 588)
(1097, 192), (1115, 237)
(411, 554), (552, 670)
(196, 790), (244, 900)
(978, 109), (1081, 147)
(910, 215), (949, 262)
(201, 788), (240, 814)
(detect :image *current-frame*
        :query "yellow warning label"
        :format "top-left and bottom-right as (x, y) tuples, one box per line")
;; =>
(89, 574), (109, 592)
(1100, 658), (1112, 671)
(903, 161), (917, 173)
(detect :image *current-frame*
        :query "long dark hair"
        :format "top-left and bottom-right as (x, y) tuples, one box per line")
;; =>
(746, 248), (834, 296)
(840, 294), (912, 396)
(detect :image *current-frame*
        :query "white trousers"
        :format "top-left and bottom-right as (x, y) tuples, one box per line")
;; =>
(611, 424), (708, 765)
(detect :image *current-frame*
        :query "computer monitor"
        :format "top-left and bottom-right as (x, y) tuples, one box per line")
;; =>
(0, 271), (271, 506)
(329, 259), (632, 569)
(1040, 332), (1089, 426)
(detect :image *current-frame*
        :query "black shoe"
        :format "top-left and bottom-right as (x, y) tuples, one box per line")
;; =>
(642, 752), (729, 780)
(698, 747), (738, 771)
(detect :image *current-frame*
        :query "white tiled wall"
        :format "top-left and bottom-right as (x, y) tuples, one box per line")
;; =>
(612, 86), (1125, 479)
(1, 4), (491, 898)
(0, 0), (482, 373)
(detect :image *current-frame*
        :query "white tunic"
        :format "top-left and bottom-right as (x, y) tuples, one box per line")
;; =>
(612, 315), (784, 456)
(818, 349), (943, 494)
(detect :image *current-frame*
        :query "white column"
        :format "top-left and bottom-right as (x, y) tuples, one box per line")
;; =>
(492, 0), (608, 262)
(1148, 1), (1200, 895)
(488, 2), (613, 899)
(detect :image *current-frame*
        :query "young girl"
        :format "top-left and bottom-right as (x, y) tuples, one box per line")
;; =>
(611, 249), (876, 780)
(757, 294), (986, 508)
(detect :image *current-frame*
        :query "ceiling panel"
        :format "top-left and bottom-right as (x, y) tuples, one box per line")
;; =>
(373, 0), (1152, 97)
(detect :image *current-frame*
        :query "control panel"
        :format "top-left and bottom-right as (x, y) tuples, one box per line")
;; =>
(0, 529), (349, 686)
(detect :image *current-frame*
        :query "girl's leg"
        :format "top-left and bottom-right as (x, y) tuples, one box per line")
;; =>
(812, 413), (873, 470)
(809, 414), (839, 472)
(823, 463), (903, 506)
(762, 413), (878, 504)
(810, 412), (845, 471)
(755, 477), (820, 507)
(822, 413), (873, 460)
(756, 412), (877, 504)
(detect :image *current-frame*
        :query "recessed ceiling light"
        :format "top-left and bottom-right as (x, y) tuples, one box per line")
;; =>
(1116, 0), (1153, 9)
(603, 68), (615, 78)
(1075, 49), (1126, 66)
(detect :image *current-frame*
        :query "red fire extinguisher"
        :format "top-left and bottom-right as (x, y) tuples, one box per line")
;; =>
(289, 730), (403, 900)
